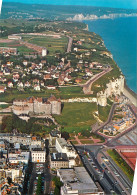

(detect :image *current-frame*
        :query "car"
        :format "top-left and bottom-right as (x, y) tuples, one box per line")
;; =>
(93, 165), (97, 168)
(114, 171), (118, 175)
(105, 161), (109, 165)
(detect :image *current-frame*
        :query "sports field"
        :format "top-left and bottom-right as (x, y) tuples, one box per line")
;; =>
(22, 34), (68, 55)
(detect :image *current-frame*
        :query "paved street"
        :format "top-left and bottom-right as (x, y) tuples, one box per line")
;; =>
(44, 156), (52, 195)
(28, 158), (52, 195)
(67, 36), (73, 52)
(76, 145), (132, 195)
(99, 150), (132, 195)
(81, 67), (112, 94)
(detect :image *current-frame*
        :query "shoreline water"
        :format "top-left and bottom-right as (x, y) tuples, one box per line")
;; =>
(84, 18), (136, 91)
(84, 21), (137, 106)
(84, 17), (136, 93)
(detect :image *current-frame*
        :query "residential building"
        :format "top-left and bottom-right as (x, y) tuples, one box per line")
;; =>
(31, 148), (46, 163)
(55, 138), (77, 158)
(49, 130), (61, 146)
(50, 153), (69, 169)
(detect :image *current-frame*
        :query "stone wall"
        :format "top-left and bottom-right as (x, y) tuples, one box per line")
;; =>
(61, 97), (97, 103)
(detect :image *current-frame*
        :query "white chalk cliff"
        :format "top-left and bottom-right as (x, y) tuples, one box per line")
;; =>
(97, 75), (124, 106)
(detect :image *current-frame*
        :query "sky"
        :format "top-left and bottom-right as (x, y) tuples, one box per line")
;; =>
(2, 0), (137, 9)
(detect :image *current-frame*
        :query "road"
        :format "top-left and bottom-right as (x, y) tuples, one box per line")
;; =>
(76, 145), (133, 195)
(102, 152), (132, 194)
(44, 155), (52, 194)
(80, 67), (112, 94)
(67, 36), (73, 53)
(76, 146), (124, 195)
(99, 150), (132, 195)
(91, 101), (137, 147)
(28, 163), (36, 195)
(92, 103), (117, 134)
(28, 160), (52, 195)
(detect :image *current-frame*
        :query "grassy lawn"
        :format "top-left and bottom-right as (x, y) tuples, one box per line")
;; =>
(58, 86), (83, 95)
(80, 140), (94, 144)
(107, 149), (134, 182)
(0, 87), (95, 103)
(54, 102), (97, 133)
(69, 136), (75, 140)
(17, 45), (35, 53)
(98, 105), (111, 122)
(0, 90), (57, 102)
(70, 140), (79, 145)
(90, 133), (105, 142)
(22, 35), (68, 55)
(78, 135), (87, 139)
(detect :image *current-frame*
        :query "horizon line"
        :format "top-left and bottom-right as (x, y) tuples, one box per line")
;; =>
(2, 1), (137, 10)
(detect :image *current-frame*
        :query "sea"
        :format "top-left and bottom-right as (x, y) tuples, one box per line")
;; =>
(84, 17), (136, 93)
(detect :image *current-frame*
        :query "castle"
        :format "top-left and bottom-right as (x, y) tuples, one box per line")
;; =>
(12, 96), (61, 116)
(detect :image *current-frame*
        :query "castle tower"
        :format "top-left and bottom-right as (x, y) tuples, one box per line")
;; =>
(48, 95), (61, 115)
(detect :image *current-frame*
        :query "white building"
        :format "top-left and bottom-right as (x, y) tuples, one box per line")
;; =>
(8, 35), (22, 40)
(42, 48), (47, 57)
(0, 133), (32, 144)
(5, 168), (23, 181)
(31, 148), (46, 163)
(56, 138), (77, 158)
(8, 152), (30, 165)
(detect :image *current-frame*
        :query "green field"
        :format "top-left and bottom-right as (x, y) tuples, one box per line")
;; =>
(98, 105), (111, 122)
(58, 86), (83, 95)
(22, 35), (68, 55)
(71, 140), (79, 145)
(80, 140), (94, 144)
(54, 102), (97, 132)
(0, 86), (94, 103)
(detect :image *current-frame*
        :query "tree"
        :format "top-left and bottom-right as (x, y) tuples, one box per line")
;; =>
(61, 131), (70, 140)
(7, 177), (12, 185)
(52, 176), (63, 195)
(36, 175), (42, 195)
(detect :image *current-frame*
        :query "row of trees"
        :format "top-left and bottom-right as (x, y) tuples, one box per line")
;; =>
(1, 114), (56, 134)
(36, 175), (42, 195)
(52, 176), (63, 195)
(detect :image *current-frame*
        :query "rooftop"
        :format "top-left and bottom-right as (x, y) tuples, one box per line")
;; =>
(58, 167), (98, 193)
(50, 130), (61, 137)
(51, 153), (68, 161)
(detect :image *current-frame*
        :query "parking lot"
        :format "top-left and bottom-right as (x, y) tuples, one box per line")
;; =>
(33, 163), (45, 195)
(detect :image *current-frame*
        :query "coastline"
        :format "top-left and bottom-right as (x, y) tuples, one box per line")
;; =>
(84, 22), (137, 106)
